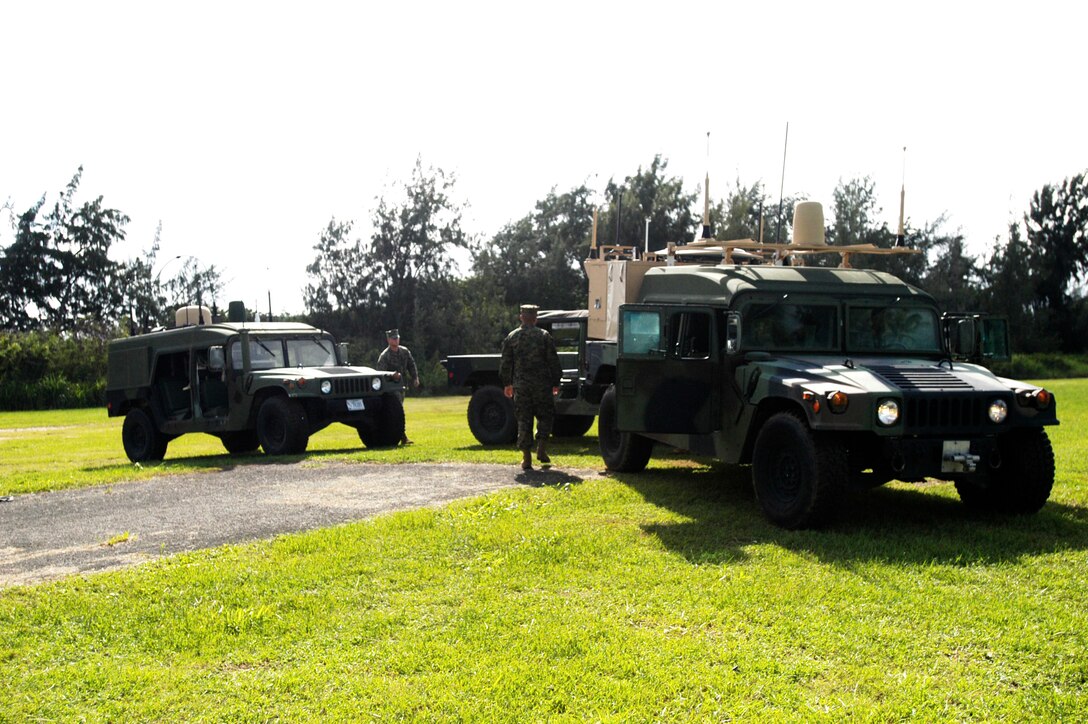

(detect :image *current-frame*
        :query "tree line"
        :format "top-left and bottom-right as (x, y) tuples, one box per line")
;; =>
(1, 158), (1087, 407)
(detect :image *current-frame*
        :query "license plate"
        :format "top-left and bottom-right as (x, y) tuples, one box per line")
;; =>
(346, 399), (365, 411)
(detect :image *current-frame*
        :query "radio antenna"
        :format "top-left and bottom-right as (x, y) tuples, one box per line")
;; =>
(775, 122), (789, 244)
(896, 146), (907, 247)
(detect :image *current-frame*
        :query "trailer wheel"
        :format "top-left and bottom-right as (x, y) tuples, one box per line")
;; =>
(552, 414), (595, 438)
(257, 396), (310, 456)
(467, 385), (516, 445)
(752, 412), (846, 529)
(598, 386), (652, 472)
(358, 393), (406, 448)
(122, 407), (168, 463)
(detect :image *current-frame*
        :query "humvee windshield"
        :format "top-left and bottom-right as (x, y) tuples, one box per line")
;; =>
(846, 305), (941, 354)
(744, 302), (838, 352)
(231, 335), (339, 370)
(549, 322), (581, 353)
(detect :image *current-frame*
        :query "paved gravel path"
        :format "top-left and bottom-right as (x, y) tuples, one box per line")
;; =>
(0, 461), (592, 588)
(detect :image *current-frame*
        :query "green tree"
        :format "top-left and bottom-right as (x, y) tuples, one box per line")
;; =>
(304, 218), (367, 315)
(472, 184), (593, 311)
(160, 257), (224, 318)
(979, 225), (1054, 351)
(0, 168), (130, 332)
(709, 179), (767, 241)
(597, 156), (698, 252)
(364, 158), (468, 351)
(1021, 172), (1088, 350)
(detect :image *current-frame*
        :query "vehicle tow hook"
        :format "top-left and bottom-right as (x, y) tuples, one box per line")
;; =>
(944, 451), (981, 474)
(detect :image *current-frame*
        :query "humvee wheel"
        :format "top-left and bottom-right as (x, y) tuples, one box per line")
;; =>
(358, 393), (406, 448)
(257, 397), (310, 455)
(552, 414), (595, 438)
(752, 412), (846, 529)
(220, 431), (260, 455)
(955, 429), (1054, 514)
(122, 407), (168, 463)
(467, 385), (516, 445)
(598, 386), (652, 472)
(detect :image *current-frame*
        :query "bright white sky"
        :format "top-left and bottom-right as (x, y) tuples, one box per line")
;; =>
(2, 1), (1085, 316)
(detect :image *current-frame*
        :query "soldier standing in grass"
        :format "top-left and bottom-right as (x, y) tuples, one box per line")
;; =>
(500, 304), (562, 471)
(377, 328), (420, 445)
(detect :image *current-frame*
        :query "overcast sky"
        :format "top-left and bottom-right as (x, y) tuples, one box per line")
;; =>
(2, 1), (1085, 316)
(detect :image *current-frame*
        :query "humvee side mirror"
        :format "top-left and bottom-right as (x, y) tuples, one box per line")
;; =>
(949, 318), (976, 359)
(726, 312), (741, 355)
(338, 343), (350, 365)
(207, 345), (225, 372)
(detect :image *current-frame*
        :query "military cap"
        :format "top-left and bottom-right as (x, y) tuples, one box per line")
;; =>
(519, 304), (540, 315)
(385, 328), (399, 338)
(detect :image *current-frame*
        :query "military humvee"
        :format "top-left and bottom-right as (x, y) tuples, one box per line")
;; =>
(588, 205), (1058, 529)
(106, 307), (404, 462)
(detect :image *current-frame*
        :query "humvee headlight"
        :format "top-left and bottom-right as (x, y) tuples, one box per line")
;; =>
(876, 399), (900, 426)
(371, 377), (382, 391)
(988, 399), (1008, 423)
(320, 380), (332, 395)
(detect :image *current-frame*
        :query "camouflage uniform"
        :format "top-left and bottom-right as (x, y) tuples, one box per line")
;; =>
(377, 344), (418, 402)
(499, 320), (562, 452)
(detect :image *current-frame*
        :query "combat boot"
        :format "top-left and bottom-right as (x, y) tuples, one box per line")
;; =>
(536, 439), (551, 465)
(521, 450), (533, 471)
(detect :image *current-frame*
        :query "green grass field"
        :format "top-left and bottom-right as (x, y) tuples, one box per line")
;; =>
(2, 383), (1086, 720)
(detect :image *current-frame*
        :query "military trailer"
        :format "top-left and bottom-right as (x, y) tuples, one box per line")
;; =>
(106, 307), (405, 462)
(441, 309), (605, 444)
(590, 203), (1058, 529)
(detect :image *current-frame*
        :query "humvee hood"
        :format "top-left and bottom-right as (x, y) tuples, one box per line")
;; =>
(759, 356), (1009, 394)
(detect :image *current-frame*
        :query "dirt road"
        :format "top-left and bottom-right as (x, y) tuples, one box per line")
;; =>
(0, 461), (591, 588)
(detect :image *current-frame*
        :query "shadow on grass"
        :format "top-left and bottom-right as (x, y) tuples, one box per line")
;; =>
(515, 467), (586, 488)
(612, 464), (1088, 567)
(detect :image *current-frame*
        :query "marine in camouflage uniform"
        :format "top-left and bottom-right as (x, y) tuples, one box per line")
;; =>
(499, 304), (562, 470)
(376, 328), (419, 444)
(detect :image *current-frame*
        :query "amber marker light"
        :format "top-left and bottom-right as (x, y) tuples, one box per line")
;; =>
(802, 391), (821, 414)
(828, 390), (849, 414)
(1035, 389), (1052, 408)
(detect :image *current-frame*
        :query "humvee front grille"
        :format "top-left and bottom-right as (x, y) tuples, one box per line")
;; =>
(331, 377), (372, 396)
(904, 395), (984, 431)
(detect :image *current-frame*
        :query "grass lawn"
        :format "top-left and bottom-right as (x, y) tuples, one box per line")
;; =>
(1, 383), (1086, 720)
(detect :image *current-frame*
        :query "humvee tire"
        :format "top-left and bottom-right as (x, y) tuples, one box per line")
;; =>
(954, 429), (1054, 514)
(122, 407), (169, 463)
(598, 385), (652, 472)
(358, 393), (406, 448)
(220, 430), (260, 455)
(467, 385), (516, 445)
(752, 412), (846, 529)
(257, 396), (310, 456)
(552, 414), (595, 438)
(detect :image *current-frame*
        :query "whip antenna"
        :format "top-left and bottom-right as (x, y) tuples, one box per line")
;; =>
(775, 122), (789, 244)
(701, 131), (713, 239)
(896, 146), (907, 247)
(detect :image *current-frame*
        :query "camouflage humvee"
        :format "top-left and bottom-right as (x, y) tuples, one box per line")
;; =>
(107, 316), (404, 462)
(595, 263), (1058, 529)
